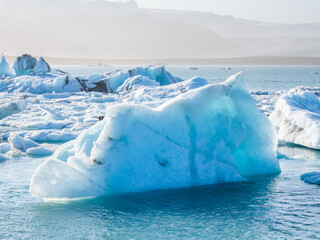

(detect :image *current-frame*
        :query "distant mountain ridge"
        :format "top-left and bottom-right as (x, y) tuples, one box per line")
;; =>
(0, 0), (319, 59)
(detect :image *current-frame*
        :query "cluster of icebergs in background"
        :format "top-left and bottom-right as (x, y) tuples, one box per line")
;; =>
(1, 65), (181, 94)
(0, 54), (51, 78)
(2, 64), (320, 199)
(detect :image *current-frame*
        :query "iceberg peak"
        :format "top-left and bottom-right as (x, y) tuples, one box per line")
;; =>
(34, 56), (51, 75)
(0, 53), (9, 76)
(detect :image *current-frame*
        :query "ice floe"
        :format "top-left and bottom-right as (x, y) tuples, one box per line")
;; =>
(0, 99), (27, 120)
(26, 146), (53, 156)
(270, 87), (320, 149)
(8, 135), (39, 152)
(301, 172), (320, 184)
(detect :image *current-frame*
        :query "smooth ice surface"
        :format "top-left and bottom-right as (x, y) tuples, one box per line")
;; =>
(26, 147), (53, 156)
(270, 87), (320, 149)
(30, 73), (280, 200)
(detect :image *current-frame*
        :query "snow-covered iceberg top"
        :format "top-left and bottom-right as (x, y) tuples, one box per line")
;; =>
(30, 73), (280, 201)
(270, 87), (320, 149)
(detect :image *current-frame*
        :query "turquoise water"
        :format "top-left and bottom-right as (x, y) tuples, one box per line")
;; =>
(1, 146), (320, 239)
(1, 66), (320, 239)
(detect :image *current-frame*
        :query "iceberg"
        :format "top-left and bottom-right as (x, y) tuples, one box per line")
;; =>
(13, 54), (37, 76)
(30, 73), (280, 200)
(0, 53), (9, 76)
(33, 57), (51, 75)
(270, 87), (320, 149)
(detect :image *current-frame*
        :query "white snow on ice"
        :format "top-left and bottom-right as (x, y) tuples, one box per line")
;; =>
(271, 87), (320, 149)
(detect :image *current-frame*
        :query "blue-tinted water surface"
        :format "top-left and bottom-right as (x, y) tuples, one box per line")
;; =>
(56, 65), (320, 91)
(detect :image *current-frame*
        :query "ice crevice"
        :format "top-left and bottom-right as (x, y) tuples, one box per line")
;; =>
(186, 115), (199, 186)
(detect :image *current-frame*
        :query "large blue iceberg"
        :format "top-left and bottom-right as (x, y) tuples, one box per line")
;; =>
(30, 72), (280, 201)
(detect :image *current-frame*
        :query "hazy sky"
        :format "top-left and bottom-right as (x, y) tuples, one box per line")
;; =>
(120, 0), (320, 24)
(1, 0), (320, 58)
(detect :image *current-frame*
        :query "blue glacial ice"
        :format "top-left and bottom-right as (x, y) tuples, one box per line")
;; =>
(301, 172), (320, 184)
(0, 53), (9, 76)
(13, 54), (37, 76)
(33, 57), (51, 75)
(30, 72), (280, 201)
(270, 87), (320, 149)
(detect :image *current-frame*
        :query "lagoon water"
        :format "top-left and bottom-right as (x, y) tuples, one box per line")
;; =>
(58, 65), (320, 91)
(1, 65), (320, 239)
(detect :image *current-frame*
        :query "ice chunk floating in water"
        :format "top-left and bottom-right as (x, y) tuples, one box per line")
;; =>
(30, 73), (280, 200)
(301, 172), (320, 184)
(270, 87), (320, 149)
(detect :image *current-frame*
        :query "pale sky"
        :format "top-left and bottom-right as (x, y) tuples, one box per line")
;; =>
(126, 0), (320, 24)
(1, 0), (320, 58)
